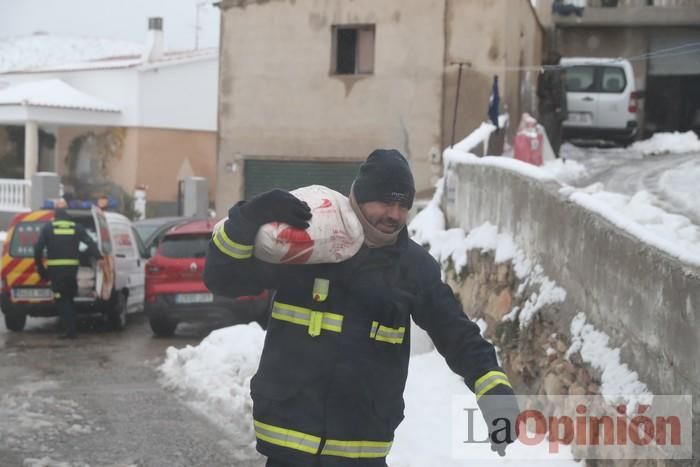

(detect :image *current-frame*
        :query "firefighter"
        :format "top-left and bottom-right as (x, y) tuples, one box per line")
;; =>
(205, 149), (520, 466)
(34, 200), (102, 339)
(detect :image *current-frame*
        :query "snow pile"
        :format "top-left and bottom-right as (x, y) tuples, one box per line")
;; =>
(568, 189), (700, 267)
(630, 131), (700, 156)
(566, 313), (652, 412)
(659, 159), (700, 222)
(158, 324), (265, 466)
(539, 158), (589, 185)
(0, 34), (142, 73)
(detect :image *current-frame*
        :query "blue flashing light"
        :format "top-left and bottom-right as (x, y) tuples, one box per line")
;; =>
(41, 197), (120, 210)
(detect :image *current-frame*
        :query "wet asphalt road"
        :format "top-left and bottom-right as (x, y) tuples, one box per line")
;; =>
(0, 313), (243, 467)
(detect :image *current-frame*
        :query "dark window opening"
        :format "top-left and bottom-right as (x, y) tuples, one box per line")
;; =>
(336, 29), (357, 74)
(332, 25), (374, 75)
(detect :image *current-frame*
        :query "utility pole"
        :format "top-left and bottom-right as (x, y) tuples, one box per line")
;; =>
(450, 61), (471, 148)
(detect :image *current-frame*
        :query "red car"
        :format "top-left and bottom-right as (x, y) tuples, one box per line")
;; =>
(144, 218), (270, 337)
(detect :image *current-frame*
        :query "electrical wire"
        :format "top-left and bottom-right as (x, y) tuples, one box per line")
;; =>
(453, 40), (700, 73)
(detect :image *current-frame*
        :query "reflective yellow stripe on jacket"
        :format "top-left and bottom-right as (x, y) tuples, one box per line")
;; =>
(47, 259), (80, 267)
(52, 220), (76, 235)
(212, 226), (253, 259)
(254, 419), (392, 459)
(369, 321), (405, 344)
(271, 301), (343, 336)
(474, 370), (512, 400)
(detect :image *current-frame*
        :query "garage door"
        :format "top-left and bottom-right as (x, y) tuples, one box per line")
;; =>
(244, 160), (362, 199)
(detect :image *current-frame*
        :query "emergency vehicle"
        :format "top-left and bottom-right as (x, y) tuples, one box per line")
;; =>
(1, 201), (144, 331)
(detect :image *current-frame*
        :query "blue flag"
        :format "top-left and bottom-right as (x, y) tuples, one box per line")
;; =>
(488, 75), (500, 129)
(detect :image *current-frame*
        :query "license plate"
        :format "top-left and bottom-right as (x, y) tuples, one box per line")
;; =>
(566, 112), (592, 125)
(12, 288), (53, 301)
(175, 293), (213, 304)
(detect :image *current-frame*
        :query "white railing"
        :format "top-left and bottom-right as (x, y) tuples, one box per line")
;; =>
(0, 178), (31, 212)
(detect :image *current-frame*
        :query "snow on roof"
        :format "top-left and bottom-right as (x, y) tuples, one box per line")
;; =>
(1, 47), (217, 75)
(0, 33), (143, 73)
(0, 34), (217, 75)
(0, 79), (119, 112)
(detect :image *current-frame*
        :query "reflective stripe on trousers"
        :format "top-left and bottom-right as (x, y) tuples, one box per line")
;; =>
(254, 419), (392, 459)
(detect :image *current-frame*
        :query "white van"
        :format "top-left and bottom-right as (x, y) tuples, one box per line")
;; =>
(561, 57), (640, 144)
(104, 211), (147, 319)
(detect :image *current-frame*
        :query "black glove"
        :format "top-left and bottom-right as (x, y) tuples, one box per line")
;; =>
(478, 392), (520, 457)
(239, 189), (312, 229)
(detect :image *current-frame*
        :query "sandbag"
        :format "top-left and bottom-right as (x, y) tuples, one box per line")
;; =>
(215, 185), (364, 264)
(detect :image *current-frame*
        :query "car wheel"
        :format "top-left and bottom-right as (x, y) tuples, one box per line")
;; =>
(107, 292), (127, 331)
(4, 311), (27, 332)
(149, 315), (177, 337)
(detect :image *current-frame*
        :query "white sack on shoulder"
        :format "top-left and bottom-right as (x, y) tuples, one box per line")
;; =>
(214, 185), (364, 265)
(255, 185), (364, 264)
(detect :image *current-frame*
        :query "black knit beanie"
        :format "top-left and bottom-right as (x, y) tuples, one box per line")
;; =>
(353, 149), (415, 209)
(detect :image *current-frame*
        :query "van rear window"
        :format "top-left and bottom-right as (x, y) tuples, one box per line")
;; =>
(159, 234), (210, 259)
(601, 67), (626, 93)
(9, 221), (47, 257)
(10, 217), (99, 258)
(566, 66), (596, 92)
(565, 65), (627, 94)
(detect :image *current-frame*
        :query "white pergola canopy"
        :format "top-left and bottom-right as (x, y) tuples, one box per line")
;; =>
(0, 79), (122, 182)
(0, 78), (122, 126)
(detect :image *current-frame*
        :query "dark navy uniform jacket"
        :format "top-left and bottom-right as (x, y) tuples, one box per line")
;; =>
(204, 203), (513, 466)
(34, 211), (101, 299)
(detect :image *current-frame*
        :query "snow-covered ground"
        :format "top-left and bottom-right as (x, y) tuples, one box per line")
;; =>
(0, 379), (101, 464)
(559, 133), (700, 220)
(550, 132), (700, 265)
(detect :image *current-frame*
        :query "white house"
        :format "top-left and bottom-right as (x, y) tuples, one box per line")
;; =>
(0, 18), (218, 217)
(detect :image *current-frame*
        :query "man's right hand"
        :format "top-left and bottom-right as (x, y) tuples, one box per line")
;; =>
(239, 189), (312, 229)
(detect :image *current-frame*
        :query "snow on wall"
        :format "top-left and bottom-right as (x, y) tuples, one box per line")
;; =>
(408, 175), (647, 403)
